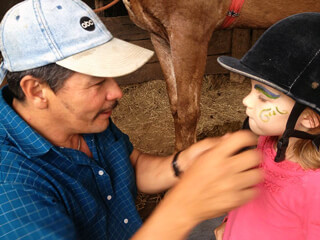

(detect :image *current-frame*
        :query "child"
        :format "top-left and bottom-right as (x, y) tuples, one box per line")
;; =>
(215, 12), (320, 240)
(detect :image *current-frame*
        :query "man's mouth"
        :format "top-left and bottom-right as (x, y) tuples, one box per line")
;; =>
(103, 101), (118, 113)
(94, 101), (119, 120)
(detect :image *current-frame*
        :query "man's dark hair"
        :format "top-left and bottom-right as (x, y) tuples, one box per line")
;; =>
(6, 63), (74, 101)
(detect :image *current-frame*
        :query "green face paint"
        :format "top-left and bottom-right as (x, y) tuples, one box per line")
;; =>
(254, 84), (280, 99)
(276, 106), (288, 114)
(259, 106), (288, 122)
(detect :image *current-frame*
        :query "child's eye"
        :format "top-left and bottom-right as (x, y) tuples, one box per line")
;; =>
(258, 95), (267, 102)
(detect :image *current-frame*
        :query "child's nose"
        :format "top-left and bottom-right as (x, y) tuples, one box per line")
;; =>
(242, 93), (252, 108)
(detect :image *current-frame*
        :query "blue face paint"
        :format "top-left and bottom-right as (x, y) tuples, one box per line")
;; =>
(254, 84), (280, 99)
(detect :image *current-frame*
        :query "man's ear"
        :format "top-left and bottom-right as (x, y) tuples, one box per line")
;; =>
(300, 111), (320, 130)
(20, 75), (49, 109)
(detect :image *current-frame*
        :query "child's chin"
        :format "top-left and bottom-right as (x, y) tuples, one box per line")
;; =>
(247, 121), (262, 136)
(248, 127), (260, 136)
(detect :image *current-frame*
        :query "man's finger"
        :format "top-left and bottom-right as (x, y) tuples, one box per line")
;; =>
(234, 168), (263, 190)
(228, 148), (261, 173)
(194, 136), (225, 149)
(234, 186), (260, 207)
(211, 130), (258, 158)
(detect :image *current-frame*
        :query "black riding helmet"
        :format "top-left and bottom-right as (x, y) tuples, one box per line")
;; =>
(217, 12), (320, 162)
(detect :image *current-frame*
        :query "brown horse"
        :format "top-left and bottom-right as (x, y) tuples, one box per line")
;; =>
(120, 0), (320, 151)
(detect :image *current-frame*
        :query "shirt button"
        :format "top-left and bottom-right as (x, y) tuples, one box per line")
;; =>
(124, 218), (129, 224)
(98, 170), (104, 176)
(107, 195), (112, 200)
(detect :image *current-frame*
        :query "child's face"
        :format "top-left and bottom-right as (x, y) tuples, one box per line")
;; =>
(243, 80), (295, 137)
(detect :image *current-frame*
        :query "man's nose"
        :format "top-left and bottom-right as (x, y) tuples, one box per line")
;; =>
(105, 78), (123, 101)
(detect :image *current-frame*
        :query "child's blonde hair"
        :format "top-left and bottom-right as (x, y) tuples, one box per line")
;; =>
(293, 108), (320, 170)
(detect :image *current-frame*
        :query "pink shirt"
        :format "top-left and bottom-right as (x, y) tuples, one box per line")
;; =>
(223, 136), (320, 240)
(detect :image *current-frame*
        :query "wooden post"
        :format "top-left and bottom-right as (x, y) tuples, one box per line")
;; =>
(95, 0), (104, 17)
(205, 30), (232, 75)
(251, 29), (265, 46)
(230, 28), (251, 82)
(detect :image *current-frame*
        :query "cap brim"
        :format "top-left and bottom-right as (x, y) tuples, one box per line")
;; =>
(217, 56), (288, 93)
(56, 37), (154, 78)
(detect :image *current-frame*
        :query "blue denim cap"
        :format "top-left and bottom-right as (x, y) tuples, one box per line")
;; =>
(0, 0), (154, 84)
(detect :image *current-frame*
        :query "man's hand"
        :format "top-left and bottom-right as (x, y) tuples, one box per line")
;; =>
(132, 130), (262, 240)
(166, 130), (262, 224)
(177, 133), (233, 172)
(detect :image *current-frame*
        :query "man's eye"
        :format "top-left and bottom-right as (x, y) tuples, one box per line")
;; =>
(96, 80), (105, 86)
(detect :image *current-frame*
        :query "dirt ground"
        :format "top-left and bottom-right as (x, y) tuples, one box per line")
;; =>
(112, 74), (251, 220)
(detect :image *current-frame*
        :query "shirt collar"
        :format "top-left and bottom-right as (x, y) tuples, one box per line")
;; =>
(0, 86), (52, 158)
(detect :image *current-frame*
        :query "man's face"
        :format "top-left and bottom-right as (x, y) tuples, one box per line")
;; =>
(242, 80), (295, 137)
(48, 72), (123, 134)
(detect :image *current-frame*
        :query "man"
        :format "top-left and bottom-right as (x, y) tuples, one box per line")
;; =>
(0, 0), (262, 239)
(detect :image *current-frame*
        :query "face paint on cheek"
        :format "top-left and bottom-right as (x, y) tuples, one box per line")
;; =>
(259, 106), (289, 122)
(276, 106), (288, 115)
(259, 108), (272, 122)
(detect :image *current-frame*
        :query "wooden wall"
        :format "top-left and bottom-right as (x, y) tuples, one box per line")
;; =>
(0, 1), (266, 86)
(103, 16), (266, 85)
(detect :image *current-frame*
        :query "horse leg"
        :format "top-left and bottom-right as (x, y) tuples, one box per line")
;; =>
(124, 0), (223, 150)
(171, 41), (209, 150)
(150, 33), (182, 146)
(152, 30), (211, 150)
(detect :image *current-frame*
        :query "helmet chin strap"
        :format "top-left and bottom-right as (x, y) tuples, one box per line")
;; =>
(275, 102), (320, 162)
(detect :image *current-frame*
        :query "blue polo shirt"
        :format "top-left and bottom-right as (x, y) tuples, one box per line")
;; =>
(0, 86), (142, 239)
